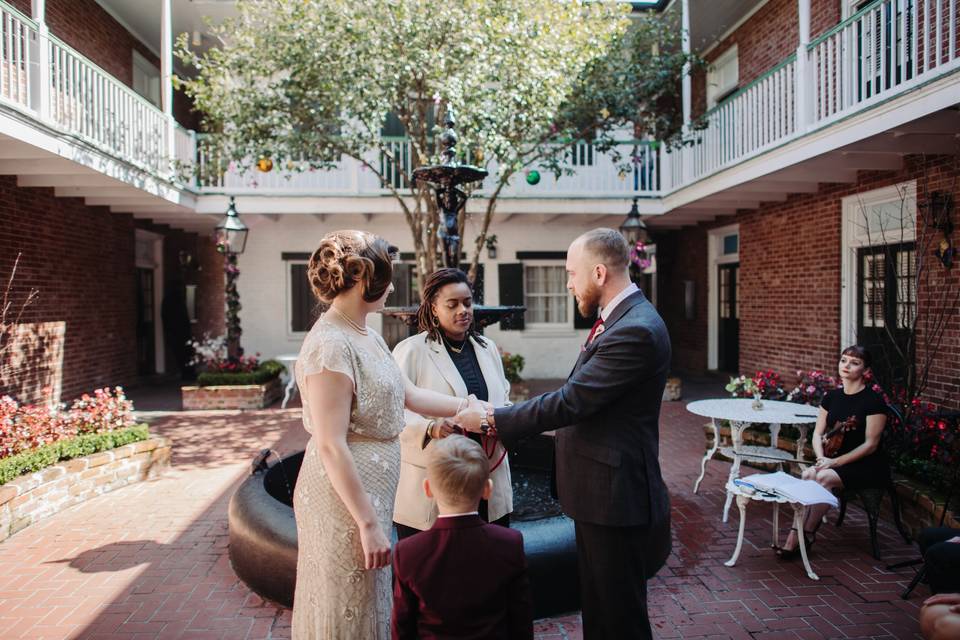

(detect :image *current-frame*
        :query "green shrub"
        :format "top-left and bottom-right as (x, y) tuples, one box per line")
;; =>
(0, 424), (149, 486)
(197, 360), (285, 387)
(501, 351), (525, 384)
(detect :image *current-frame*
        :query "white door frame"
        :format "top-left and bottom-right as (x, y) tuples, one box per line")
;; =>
(707, 223), (740, 370)
(840, 180), (917, 349)
(134, 229), (165, 374)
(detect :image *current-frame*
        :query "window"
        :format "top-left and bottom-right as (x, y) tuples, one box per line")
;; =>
(524, 264), (569, 325)
(706, 45), (739, 108)
(858, 243), (916, 330)
(722, 233), (739, 255)
(132, 51), (161, 108)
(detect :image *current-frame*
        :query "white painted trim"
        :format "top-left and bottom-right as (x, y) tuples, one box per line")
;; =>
(707, 223), (740, 370)
(839, 180), (917, 348)
(135, 229), (166, 374)
(701, 0), (772, 57)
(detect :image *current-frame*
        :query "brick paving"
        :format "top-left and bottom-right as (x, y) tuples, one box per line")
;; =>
(0, 378), (927, 639)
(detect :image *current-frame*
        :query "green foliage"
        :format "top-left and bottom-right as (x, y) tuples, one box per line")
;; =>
(197, 360), (284, 387)
(0, 424), (149, 486)
(501, 351), (525, 384)
(176, 0), (697, 289)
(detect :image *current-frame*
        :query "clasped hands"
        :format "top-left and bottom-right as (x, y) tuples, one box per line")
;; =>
(428, 395), (494, 439)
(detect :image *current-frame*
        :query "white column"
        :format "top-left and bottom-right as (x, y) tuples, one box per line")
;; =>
(30, 0), (50, 121)
(680, 0), (692, 184)
(161, 0), (176, 171)
(795, 0), (812, 131)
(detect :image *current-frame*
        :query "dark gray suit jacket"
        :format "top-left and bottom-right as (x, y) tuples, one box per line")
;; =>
(494, 289), (671, 528)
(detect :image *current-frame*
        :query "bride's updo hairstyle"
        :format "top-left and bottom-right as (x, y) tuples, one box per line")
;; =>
(308, 230), (398, 303)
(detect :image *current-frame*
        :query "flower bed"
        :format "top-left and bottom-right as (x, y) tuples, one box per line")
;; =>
(0, 387), (167, 541)
(182, 335), (285, 409)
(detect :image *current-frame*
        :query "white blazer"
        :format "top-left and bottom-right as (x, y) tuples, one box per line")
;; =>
(392, 331), (513, 530)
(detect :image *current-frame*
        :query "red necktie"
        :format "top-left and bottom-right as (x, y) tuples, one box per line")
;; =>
(583, 317), (604, 350)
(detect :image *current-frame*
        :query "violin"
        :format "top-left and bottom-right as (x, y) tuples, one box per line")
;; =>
(821, 415), (858, 457)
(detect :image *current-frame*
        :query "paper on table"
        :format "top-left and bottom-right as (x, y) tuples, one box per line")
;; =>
(736, 471), (839, 507)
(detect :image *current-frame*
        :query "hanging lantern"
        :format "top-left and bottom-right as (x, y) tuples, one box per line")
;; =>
(256, 157), (274, 173)
(214, 197), (249, 254)
(525, 169), (540, 185)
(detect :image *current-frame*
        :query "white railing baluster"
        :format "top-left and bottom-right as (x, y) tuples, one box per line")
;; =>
(950, 0), (957, 62)
(880, 1), (887, 92)
(935, 0), (942, 67)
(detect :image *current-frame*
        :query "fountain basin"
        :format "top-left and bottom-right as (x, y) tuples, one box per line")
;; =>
(227, 444), (579, 617)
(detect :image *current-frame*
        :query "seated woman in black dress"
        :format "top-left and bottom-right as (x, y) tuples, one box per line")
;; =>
(778, 345), (889, 558)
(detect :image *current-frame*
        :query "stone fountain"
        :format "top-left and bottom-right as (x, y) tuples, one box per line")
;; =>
(227, 112), (578, 619)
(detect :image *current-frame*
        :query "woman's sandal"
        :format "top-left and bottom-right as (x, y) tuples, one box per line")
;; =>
(775, 527), (817, 560)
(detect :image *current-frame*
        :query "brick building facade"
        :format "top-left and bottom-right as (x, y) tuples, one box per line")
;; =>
(0, 0), (219, 404)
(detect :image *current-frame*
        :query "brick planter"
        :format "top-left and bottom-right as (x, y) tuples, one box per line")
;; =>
(0, 436), (171, 543)
(181, 377), (283, 410)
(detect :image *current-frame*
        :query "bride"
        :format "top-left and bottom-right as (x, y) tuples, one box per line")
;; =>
(292, 230), (485, 639)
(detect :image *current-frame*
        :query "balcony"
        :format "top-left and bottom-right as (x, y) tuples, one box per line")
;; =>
(663, 0), (960, 193)
(1, 0), (958, 214)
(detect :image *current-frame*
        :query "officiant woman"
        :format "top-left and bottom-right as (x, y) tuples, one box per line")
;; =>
(391, 268), (515, 539)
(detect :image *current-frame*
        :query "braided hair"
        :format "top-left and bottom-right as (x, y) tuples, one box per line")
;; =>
(416, 268), (487, 347)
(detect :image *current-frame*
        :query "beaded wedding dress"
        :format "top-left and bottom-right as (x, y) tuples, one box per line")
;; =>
(292, 314), (405, 639)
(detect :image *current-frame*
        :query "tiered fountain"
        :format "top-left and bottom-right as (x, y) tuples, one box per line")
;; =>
(227, 111), (578, 618)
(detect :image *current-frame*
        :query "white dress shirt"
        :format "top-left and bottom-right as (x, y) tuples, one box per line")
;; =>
(600, 283), (639, 322)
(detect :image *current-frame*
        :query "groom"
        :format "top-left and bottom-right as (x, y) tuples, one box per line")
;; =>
(461, 228), (672, 639)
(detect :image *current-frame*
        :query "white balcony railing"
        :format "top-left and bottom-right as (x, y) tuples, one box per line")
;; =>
(0, 0), (958, 201)
(665, 0), (959, 190)
(1, 3), (33, 110)
(195, 136), (661, 198)
(0, 2), (170, 175)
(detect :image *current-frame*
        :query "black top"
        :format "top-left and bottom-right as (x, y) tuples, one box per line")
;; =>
(821, 386), (888, 456)
(443, 336), (489, 403)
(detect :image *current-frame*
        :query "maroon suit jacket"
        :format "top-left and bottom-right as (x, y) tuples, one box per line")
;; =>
(391, 514), (533, 640)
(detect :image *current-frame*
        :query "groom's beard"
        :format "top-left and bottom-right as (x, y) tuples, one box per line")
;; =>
(576, 281), (602, 318)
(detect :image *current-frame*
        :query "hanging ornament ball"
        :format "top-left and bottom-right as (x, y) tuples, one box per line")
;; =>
(286, 160), (296, 171)
(256, 157), (274, 173)
(525, 170), (540, 186)
(474, 148), (485, 163)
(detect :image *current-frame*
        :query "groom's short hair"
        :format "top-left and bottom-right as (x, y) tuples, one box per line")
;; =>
(427, 435), (489, 504)
(579, 228), (630, 269)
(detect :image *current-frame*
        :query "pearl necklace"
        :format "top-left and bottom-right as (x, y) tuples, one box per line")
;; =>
(328, 305), (368, 335)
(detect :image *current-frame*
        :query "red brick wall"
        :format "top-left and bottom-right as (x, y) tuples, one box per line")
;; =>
(692, 0), (841, 118)
(734, 154), (960, 410)
(0, 175), (137, 404)
(195, 238), (225, 339)
(0, 180), (225, 404)
(9, 0), (198, 128)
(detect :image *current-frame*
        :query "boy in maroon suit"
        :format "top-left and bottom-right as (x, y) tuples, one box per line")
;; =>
(391, 435), (532, 640)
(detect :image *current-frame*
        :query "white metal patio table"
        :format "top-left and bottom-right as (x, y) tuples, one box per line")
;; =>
(686, 398), (817, 522)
